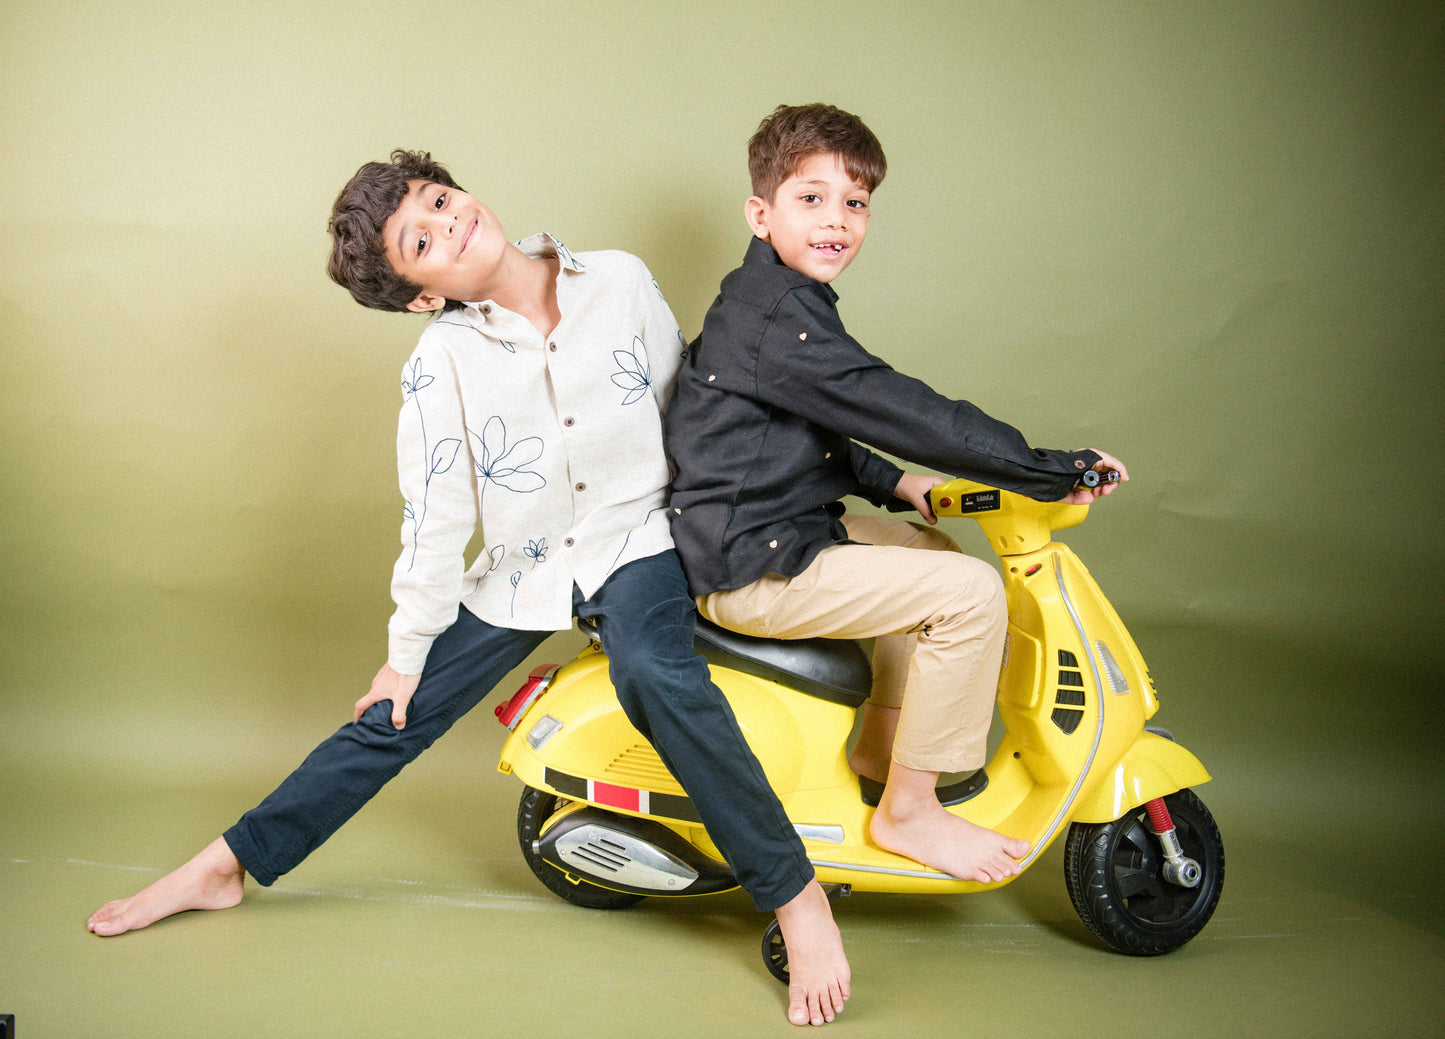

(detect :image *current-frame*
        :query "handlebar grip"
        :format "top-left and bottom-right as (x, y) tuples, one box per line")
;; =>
(1080, 468), (1121, 489)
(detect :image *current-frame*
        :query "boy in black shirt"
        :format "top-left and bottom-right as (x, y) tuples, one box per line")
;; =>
(667, 104), (1126, 886)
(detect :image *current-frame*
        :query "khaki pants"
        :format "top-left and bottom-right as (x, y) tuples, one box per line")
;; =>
(697, 513), (1006, 773)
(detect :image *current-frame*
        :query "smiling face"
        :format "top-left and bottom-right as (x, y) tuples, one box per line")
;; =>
(382, 179), (511, 312)
(744, 151), (871, 284)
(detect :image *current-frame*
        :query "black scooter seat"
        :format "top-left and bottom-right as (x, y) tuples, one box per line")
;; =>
(691, 617), (872, 708)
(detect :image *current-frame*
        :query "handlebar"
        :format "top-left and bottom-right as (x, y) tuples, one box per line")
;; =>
(1079, 468), (1122, 489)
(929, 474), (1102, 557)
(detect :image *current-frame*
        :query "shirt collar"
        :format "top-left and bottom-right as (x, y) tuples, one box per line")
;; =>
(456, 233), (587, 321)
(742, 236), (838, 303)
(515, 232), (587, 273)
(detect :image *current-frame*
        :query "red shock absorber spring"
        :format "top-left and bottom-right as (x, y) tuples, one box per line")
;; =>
(1145, 797), (1174, 834)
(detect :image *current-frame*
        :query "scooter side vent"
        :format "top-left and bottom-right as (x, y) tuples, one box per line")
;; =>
(605, 744), (681, 792)
(1052, 649), (1086, 735)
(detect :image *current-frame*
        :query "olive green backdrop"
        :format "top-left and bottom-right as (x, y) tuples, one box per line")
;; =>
(2, 2), (1441, 1037)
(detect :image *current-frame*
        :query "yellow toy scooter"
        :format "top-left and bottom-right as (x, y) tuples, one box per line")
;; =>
(494, 474), (1223, 976)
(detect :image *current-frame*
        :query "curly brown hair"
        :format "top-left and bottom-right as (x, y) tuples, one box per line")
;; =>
(326, 149), (463, 312)
(747, 104), (887, 203)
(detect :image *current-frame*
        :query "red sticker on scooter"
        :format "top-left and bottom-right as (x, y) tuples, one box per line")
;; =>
(590, 781), (644, 812)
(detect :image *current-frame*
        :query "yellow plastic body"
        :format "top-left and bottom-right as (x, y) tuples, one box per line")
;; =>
(498, 477), (1210, 894)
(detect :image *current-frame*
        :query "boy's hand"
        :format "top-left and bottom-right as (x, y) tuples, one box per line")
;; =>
(1062, 451), (1130, 504)
(893, 472), (945, 524)
(354, 663), (423, 729)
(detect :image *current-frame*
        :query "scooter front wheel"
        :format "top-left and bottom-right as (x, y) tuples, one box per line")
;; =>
(516, 786), (646, 910)
(1064, 788), (1224, 955)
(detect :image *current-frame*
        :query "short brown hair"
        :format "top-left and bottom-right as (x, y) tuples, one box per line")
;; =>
(747, 103), (887, 202)
(326, 149), (463, 312)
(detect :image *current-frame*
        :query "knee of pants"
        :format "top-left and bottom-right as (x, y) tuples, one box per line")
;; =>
(933, 555), (1007, 632)
(350, 700), (436, 760)
(906, 523), (964, 555)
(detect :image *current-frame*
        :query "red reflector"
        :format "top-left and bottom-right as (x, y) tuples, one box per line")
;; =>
(938, 497), (953, 508)
(1025, 564), (1042, 576)
(494, 664), (558, 730)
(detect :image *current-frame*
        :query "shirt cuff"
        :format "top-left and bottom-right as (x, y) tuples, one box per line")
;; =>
(387, 631), (434, 677)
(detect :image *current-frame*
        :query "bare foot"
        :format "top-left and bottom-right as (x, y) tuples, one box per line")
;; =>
(773, 880), (850, 1026)
(871, 768), (1030, 883)
(87, 837), (246, 936)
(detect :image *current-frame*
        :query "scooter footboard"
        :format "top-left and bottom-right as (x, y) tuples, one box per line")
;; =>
(1069, 732), (1212, 823)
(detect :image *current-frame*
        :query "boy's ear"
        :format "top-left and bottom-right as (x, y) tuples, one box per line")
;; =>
(744, 196), (771, 241)
(406, 292), (445, 313)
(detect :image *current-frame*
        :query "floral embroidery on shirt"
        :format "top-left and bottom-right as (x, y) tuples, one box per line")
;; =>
(555, 240), (585, 272)
(400, 358), (463, 571)
(606, 506), (663, 572)
(470, 416), (547, 501)
(524, 538), (548, 567)
(611, 335), (652, 405)
(470, 543), (507, 595)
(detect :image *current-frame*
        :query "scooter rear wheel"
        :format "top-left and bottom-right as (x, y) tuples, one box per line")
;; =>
(516, 786), (646, 910)
(1064, 788), (1224, 955)
(762, 918), (789, 983)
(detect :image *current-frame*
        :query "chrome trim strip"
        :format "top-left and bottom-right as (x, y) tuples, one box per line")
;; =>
(1016, 553), (1106, 869)
(808, 859), (951, 880)
(794, 824), (846, 845)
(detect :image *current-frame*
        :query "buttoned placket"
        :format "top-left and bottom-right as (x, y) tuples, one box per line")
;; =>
(538, 305), (590, 562)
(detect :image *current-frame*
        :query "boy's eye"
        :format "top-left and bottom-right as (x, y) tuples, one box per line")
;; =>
(847, 199), (868, 209)
(417, 232), (428, 256)
(434, 192), (447, 210)
(801, 194), (820, 204)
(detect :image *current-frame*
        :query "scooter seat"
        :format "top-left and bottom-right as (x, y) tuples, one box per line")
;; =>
(691, 617), (872, 709)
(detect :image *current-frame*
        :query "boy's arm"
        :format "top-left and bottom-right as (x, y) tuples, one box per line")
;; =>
(757, 288), (1097, 502)
(386, 346), (479, 680)
(846, 440), (905, 504)
(632, 257), (687, 415)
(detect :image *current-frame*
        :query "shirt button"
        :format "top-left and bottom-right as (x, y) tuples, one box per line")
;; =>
(564, 417), (575, 427)
(480, 304), (492, 316)
(769, 540), (778, 549)
(548, 341), (558, 352)
(575, 482), (587, 492)
(564, 537), (575, 548)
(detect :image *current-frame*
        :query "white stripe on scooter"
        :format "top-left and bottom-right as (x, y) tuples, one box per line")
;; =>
(1015, 552), (1107, 869)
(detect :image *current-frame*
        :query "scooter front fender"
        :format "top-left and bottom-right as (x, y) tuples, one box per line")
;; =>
(1070, 732), (1212, 824)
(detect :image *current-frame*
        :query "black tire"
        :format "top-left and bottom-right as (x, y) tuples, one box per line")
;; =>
(1064, 788), (1224, 955)
(516, 786), (646, 910)
(761, 918), (789, 983)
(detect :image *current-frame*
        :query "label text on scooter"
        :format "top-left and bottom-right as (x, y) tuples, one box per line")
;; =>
(954, 490), (1001, 514)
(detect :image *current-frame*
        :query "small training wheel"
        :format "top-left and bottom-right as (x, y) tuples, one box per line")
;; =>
(761, 918), (789, 983)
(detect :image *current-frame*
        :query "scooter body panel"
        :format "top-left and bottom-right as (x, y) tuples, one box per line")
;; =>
(498, 476), (1216, 912)
(1069, 733), (1212, 823)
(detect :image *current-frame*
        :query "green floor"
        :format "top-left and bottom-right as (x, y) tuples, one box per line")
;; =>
(3, 628), (1441, 1038)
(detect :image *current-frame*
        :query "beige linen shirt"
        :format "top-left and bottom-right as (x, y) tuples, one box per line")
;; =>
(386, 234), (686, 674)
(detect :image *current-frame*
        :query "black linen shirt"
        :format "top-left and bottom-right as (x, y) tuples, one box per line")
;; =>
(665, 237), (1099, 596)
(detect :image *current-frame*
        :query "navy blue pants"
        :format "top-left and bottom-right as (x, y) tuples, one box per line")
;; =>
(223, 550), (813, 911)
